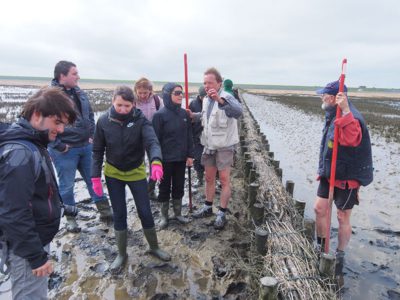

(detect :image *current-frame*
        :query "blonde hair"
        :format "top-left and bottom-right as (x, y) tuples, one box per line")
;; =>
(134, 77), (153, 93)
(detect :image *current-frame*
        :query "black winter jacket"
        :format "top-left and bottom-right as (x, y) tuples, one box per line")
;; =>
(152, 85), (194, 162)
(49, 79), (95, 151)
(189, 96), (204, 145)
(91, 107), (162, 177)
(0, 119), (62, 269)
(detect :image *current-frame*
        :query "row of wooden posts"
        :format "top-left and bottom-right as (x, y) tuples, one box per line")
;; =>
(238, 99), (336, 299)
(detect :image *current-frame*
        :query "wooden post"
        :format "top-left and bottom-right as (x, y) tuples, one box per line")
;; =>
(245, 160), (253, 178)
(265, 143), (270, 152)
(303, 217), (315, 244)
(259, 276), (278, 300)
(267, 152), (274, 159)
(255, 228), (268, 256)
(251, 202), (265, 226)
(244, 152), (251, 161)
(285, 180), (295, 196)
(293, 199), (306, 218)
(248, 168), (256, 184)
(319, 253), (335, 278)
(276, 168), (282, 180)
(271, 160), (280, 171)
(242, 145), (248, 155)
(248, 182), (259, 208)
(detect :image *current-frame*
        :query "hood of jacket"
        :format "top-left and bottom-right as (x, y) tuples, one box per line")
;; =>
(0, 118), (50, 146)
(162, 82), (183, 112)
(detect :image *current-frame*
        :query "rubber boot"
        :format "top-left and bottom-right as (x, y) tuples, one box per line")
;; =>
(110, 229), (127, 272)
(335, 250), (345, 289)
(95, 199), (113, 222)
(65, 215), (81, 233)
(143, 227), (171, 261)
(172, 198), (190, 224)
(159, 201), (169, 229)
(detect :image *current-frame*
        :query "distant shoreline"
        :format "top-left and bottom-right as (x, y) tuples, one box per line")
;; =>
(1, 78), (400, 99)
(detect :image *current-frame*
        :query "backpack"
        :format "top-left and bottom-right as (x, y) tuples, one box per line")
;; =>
(154, 95), (161, 111)
(0, 140), (48, 183)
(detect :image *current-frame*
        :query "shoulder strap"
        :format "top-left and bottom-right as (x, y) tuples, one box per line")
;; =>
(0, 140), (48, 183)
(154, 95), (161, 111)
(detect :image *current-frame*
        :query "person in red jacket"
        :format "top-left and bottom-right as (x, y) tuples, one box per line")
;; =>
(314, 80), (373, 278)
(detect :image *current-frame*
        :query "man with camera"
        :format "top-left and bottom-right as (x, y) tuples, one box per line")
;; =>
(0, 87), (76, 299)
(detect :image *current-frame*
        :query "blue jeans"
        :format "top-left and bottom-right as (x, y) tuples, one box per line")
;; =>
(105, 177), (155, 231)
(49, 144), (105, 206)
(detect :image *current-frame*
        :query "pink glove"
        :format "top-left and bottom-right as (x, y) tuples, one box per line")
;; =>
(91, 178), (103, 197)
(151, 164), (163, 181)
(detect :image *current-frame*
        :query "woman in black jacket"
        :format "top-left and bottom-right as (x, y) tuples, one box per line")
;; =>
(91, 86), (170, 272)
(152, 83), (194, 229)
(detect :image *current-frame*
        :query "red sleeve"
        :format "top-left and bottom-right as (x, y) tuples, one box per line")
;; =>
(334, 112), (362, 147)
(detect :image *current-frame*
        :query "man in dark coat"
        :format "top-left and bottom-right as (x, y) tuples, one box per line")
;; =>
(0, 87), (76, 299)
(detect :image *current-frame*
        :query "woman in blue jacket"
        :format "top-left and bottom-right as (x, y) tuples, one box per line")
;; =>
(152, 83), (194, 229)
(91, 86), (170, 272)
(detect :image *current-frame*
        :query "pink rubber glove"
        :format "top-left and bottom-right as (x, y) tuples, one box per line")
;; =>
(151, 163), (163, 182)
(91, 178), (103, 197)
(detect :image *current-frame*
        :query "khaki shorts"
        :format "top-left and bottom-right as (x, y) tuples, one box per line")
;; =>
(201, 150), (234, 171)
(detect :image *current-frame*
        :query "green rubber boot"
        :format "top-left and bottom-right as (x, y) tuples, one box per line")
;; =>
(143, 227), (171, 261)
(95, 199), (113, 222)
(172, 198), (190, 224)
(65, 215), (81, 233)
(110, 229), (127, 272)
(159, 201), (169, 229)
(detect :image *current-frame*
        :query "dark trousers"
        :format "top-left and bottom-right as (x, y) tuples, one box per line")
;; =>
(158, 161), (186, 202)
(105, 177), (155, 230)
(193, 143), (204, 175)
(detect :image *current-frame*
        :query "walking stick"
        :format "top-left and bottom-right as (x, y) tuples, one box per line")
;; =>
(184, 53), (193, 212)
(324, 58), (347, 254)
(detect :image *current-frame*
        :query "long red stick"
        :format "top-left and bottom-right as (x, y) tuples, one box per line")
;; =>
(184, 53), (193, 212)
(324, 58), (347, 254)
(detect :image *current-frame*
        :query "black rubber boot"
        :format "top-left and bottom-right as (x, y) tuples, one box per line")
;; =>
(110, 229), (127, 272)
(95, 199), (113, 222)
(159, 201), (169, 229)
(335, 250), (345, 276)
(65, 215), (81, 233)
(143, 228), (171, 261)
(172, 198), (190, 224)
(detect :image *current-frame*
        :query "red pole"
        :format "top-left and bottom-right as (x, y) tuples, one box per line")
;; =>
(184, 53), (193, 212)
(324, 58), (347, 254)
(184, 53), (189, 108)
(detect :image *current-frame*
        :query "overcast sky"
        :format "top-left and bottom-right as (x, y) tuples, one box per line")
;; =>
(1, 0), (399, 88)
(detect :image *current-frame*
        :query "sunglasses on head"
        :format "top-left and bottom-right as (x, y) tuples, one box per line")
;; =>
(172, 91), (184, 96)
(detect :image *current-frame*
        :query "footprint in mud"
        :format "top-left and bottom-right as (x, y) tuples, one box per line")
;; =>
(224, 281), (247, 297)
(212, 256), (227, 278)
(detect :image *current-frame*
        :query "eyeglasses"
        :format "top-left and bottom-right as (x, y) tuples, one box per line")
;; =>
(172, 91), (184, 96)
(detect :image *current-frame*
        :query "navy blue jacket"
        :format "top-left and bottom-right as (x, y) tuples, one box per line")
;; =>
(318, 101), (373, 186)
(49, 79), (95, 151)
(152, 84), (194, 162)
(0, 119), (62, 269)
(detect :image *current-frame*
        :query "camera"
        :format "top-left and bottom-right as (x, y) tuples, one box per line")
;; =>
(61, 204), (78, 217)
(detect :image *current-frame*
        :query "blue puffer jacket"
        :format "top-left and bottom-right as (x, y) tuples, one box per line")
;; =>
(318, 101), (373, 186)
(49, 79), (95, 151)
(152, 83), (194, 162)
